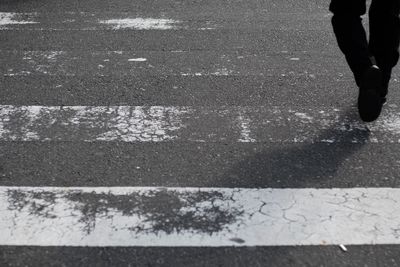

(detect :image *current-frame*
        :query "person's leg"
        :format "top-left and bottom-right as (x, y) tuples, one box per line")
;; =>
(330, 0), (370, 87)
(369, 0), (400, 97)
(330, 0), (383, 122)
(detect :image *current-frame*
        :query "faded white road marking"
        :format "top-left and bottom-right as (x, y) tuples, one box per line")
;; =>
(1, 186), (400, 247)
(294, 112), (313, 122)
(237, 113), (256, 142)
(128, 58), (147, 62)
(1, 105), (400, 143)
(0, 106), (190, 142)
(1, 50), (339, 77)
(0, 12), (38, 26)
(99, 18), (181, 30)
(0, 11), (332, 31)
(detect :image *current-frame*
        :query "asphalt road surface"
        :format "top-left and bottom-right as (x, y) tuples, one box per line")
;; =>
(1, 0), (400, 266)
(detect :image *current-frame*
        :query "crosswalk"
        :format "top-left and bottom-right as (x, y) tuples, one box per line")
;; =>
(2, 0), (400, 266)
(2, 105), (400, 143)
(1, 186), (400, 247)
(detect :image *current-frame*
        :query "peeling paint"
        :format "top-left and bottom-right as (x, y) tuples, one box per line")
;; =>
(99, 18), (181, 30)
(1, 187), (400, 246)
(0, 106), (191, 142)
(237, 113), (256, 142)
(5, 188), (242, 235)
(1, 105), (400, 143)
(0, 12), (38, 26)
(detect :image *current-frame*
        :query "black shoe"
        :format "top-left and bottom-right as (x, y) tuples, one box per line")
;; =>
(357, 65), (383, 122)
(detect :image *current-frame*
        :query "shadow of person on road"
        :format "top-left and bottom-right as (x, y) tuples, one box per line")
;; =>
(222, 107), (370, 188)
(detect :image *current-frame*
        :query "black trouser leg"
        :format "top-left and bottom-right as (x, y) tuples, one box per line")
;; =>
(329, 0), (371, 87)
(369, 0), (400, 93)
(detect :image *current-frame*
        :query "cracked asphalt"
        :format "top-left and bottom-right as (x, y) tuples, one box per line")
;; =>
(2, 0), (400, 266)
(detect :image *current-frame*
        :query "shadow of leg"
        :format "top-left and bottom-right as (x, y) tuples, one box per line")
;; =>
(221, 107), (370, 188)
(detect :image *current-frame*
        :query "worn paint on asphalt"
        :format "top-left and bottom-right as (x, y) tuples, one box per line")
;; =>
(0, 12), (331, 31)
(0, 12), (38, 27)
(1, 186), (400, 246)
(98, 18), (181, 30)
(2, 50), (330, 77)
(0, 105), (400, 143)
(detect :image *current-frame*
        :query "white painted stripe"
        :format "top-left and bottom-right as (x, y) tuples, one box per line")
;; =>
(1, 105), (400, 143)
(128, 58), (147, 62)
(1, 186), (399, 247)
(0, 106), (189, 142)
(99, 18), (181, 30)
(0, 12), (38, 26)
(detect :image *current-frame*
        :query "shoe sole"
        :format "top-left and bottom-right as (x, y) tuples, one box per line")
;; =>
(358, 67), (383, 122)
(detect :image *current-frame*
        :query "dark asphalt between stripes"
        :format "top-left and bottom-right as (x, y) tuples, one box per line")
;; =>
(0, 142), (399, 188)
(2, 246), (400, 267)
